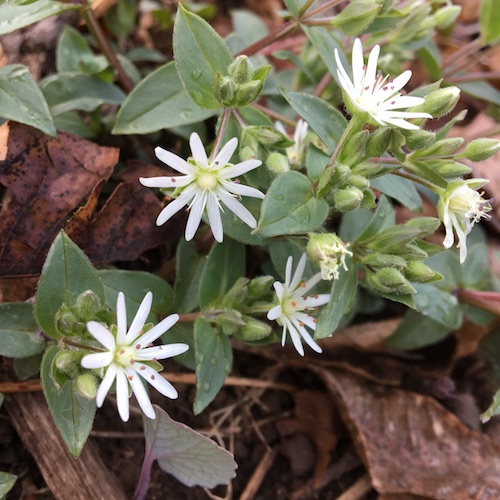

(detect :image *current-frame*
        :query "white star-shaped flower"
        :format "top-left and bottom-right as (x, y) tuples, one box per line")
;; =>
(140, 133), (265, 242)
(437, 179), (492, 263)
(334, 38), (432, 130)
(267, 254), (330, 356)
(81, 291), (188, 422)
(276, 119), (309, 166)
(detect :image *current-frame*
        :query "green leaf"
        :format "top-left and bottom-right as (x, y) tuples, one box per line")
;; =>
(283, 0), (304, 17)
(193, 318), (232, 415)
(371, 175), (422, 212)
(173, 4), (232, 109)
(0, 65), (55, 135)
(40, 74), (125, 116)
(199, 239), (245, 308)
(385, 310), (450, 349)
(34, 231), (105, 339)
(162, 323), (196, 370)
(481, 387), (500, 423)
(0, 0), (80, 36)
(99, 270), (174, 321)
(461, 240), (491, 289)
(0, 303), (45, 358)
(142, 405), (237, 487)
(257, 171), (329, 237)
(0, 471), (17, 498)
(173, 240), (206, 313)
(269, 238), (315, 280)
(457, 81), (500, 106)
(280, 89), (347, 153)
(356, 195), (395, 243)
(330, 0), (380, 35)
(41, 345), (96, 457)
(480, 0), (500, 44)
(316, 259), (358, 338)
(14, 353), (43, 380)
(113, 62), (217, 134)
(413, 283), (463, 329)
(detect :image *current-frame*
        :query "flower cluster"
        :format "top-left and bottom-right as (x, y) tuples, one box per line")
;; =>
(140, 133), (264, 243)
(81, 292), (188, 422)
(335, 38), (432, 130)
(306, 233), (353, 281)
(267, 254), (330, 356)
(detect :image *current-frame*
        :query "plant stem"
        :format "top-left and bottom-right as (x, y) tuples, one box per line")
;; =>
(177, 312), (201, 323)
(242, 304), (273, 315)
(81, 1), (133, 93)
(209, 108), (232, 161)
(391, 168), (441, 192)
(447, 71), (500, 83)
(298, 0), (317, 17)
(325, 116), (363, 170)
(301, 0), (343, 20)
(251, 103), (296, 126)
(133, 452), (154, 500)
(237, 21), (298, 57)
(367, 156), (400, 164)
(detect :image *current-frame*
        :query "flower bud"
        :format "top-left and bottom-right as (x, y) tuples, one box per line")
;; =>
(411, 87), (460, 118)
(464, 138), (500, 162)
(362, 253), (407, 269)
(339, 130), (369, 166)
(221, 277), (249, 308)
(360, 188), (376, 209)
(234, 80), (262, 106)
(346, 174), (370, 189)
(216, 76), (237, 107)
(307, 232), (353, 280)
(427, 159), (471, 178)
(55, 350), (82, 378)
(228, 55), (254, 84)
(267, 152), (290, 174)
(334, 187), (364, 212)
(74, 290), (101, 320)
(237, 317), (273, 341)
(76, 373), (98, 400)
(215, 309), (246, 336)
(248, 126), (292, 147)
(350, 161), (389, 180)
(403, 129), (436, 150)
(248, 275), (275, 298)
(434, 6), (462, 30)
(330, 163), (352, 186)
(405, 260), (439, 283)
(365, 127), (392, 157)
(56, 310), (85, 337)
(373, 267), (416, 295)
(413, 137), (464, 158)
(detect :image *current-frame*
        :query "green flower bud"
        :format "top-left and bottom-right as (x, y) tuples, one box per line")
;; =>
(217, 77), (237, 107)
(237, 317), (272, 341)
(74, 290), (101, 320)
(54, 350), (82, 378)
(334, 187), (364, 212)
(307, 232), (353, 280)
(76, 373), (98, 400)
(365, 127), (392, 157)
(346, 174), (370, 189)
(234, 80), (262, 106)
(248, 276), (275, 298)
(362, 253), (407, 269)
(339, 130), (369, 166)
(413, 137), (464, 159)
(228, 55), (254, 84)
(222, 277), (249, 308)
(426, 159), (471, 178)
(330, 163), (352, 186)
(405, 216), (441, 238)
(350, 161), (390, 180)
(403, 129), (436, 150)
(248, 126), (292, 147)
(434, 6), (462, 30)
(373, 267), (416, 295)
(267, 152), (290, 174)
(56, 310), (85, 337)
(411, 87), (460, 118)
(405, 260), (439, 283)
(360, 188), (376, 209)
(464, 138), (500, 162)
(215, 310), (246, 336)
(333, 187), (363, 212)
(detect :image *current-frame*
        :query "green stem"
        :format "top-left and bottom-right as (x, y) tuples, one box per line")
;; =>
(391, 168), (442, 192)
(298, 0), (318, 17)
(236, 21), (298, 57)
(209, 108), (232, 162)
(81, 1), (133, 93)
(242, 304), (273, 315)
(62, 339), (103, 353)
(301, 0), (343, 21)
(325, 116), (364, 169)
(251, 103), (296, 126)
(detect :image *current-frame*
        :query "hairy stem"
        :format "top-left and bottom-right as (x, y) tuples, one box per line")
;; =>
(237, 21), (298, 57)
(210, 108), (232, 161)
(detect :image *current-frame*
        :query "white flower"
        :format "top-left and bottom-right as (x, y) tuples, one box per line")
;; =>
(81, 292), (188, 422)
(437, 179), (492, 263)
(334, 38), (432, 130)
(306, 233), (353, 281)
(140, 133), (264, 242)
(276, 119), (309, 165)
(267, 254), (330, 356)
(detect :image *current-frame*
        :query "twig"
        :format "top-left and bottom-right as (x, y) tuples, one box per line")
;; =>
(240, 448), (278, 500)
(335, 474), (372, 500)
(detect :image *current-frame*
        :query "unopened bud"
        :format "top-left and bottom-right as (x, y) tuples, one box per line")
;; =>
(360, 188), (376, 209)
(339, 130), (369, 166)
(228, 55), (253, 84)
(428, 159), (471, 178)
(74, 290), (101, 320)
(248, 126), (292, 147)
(414, 137), (463, 158)
(464, 138), (500, 162)
(330, 163), (352, 186)
(334, 187), (364, 212)
(221, 277), (249, 308)
(405, 260), (440, 283)
(237, 317), (272, 341)
(346, 174), (370, 189)
(403, 129), (436, 150)
(56, 310), (85, 337)
(411, 87), (460, 118)
(374, 267), (416, 295)
(55, 350), (82, 378)
(434, 6), (462, 30)
(248, 276), (275, 298)
(76, 373), (98, 400)
(362, 253), (407, 269)
(215, 310), (246, 336)
(267, 152), (290, 174)
(234, 80), (262, 106)
(365, 126), (392, 157)
(217, 77), (237, 107)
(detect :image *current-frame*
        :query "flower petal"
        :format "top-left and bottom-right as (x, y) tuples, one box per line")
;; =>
(137, 343), (189, 360)
(126, 367), (155, 419)
(206, 193), (224, 242)
(125, 291), (153, 344)
(289, 253), (307, 291)
(220, 159), (262, 178)
(284, 318), (305, 356)
(140, 175), (194, 189)
(136, 314), (180, 347)
(212, 137), (238, 168)
(267, 304), (283, 321)
(96, 363), (118, 407)
(185, 189), (207, 241)
(156, 184), (197, 226)
(115, 368), (130, 422)
(290, 317), (322, 353)
(352, 38), (366, 89)
(222, 180), (265, 199)
(116, 292), (127, 344)
(155, 146), (195, 175)
(190, 132), (209, 168)
(86, 322), (116, 352)
(135, 363), (178, 399)
(81, 351), (114, 369)
(217, 189), (257, 228)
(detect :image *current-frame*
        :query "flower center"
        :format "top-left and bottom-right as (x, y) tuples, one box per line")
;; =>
(356, 93), (379, 114)
(197, 171), (218, 190)
(115, 345), (136, 366)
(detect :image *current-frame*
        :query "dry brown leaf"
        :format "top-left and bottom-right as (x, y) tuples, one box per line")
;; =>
(0, 122), (117, 276)
(318, 369), (500, 500)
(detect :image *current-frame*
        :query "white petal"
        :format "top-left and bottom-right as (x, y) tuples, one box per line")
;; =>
(267, 304), (283, 321)
(135, 314), (180, 347)
(156, 184), (197, 226)
(185, 190), (207, 241)
(136, 363), (178, 399)
(289, 253), (307, 291)
(390, 70), (412, 94)
(125, 292), (153, 344)
(126, 367), (155, 419)
(115, 368), (130, 422)
(212, 137), (238, 168)
(155, 147), (195, 175)
(335, 49), (355, 94)
(222, 180), (265, 199)
(285, 255), (293, 286)
(352, 38), (366, 88)
(137, 343), (189, 360)
(378, 117), (420, 130)
(81, 351), (114, 369)
(221, 159), (262, 178)
(294, 311), (318, 330)
(217, 189), (257, 228)
(302, 294), (330, 308)
(290, 317), (322, 353)
(300, 272), (322, 295)
(96, 363), (118, 407)
(190, 132), (209, 168)
(284, 318), (305, 356)
(140, 175), (193, 189)
(364, 44), (380, 92)
(206, 193), (224, 242)
(272, 281), (285, 301)
(116, 292), (127, 344)
(86, 322), (116, 352)
(380, 95), (424, 110)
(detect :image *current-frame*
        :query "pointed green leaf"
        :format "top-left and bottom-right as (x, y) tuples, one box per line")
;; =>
(356, 195), (395, 243)
(0, 471), (17, 498)
(41, 346), (96, 457)
(113, 62), (217, 134)
(0, 303), (45, 358)
(0, 65), (55, 135)
(143, 405), (237, 487)
(193, 318), (232, 415)
(34, 231), (105, 339)
(257, 171), (329, 237)
(371, 175), (422, 212)
(173, 4), (232, 108)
